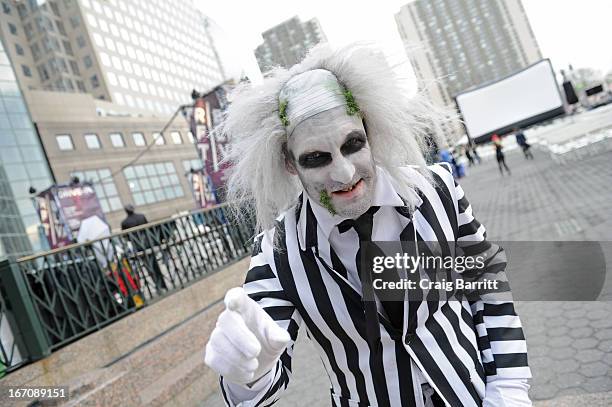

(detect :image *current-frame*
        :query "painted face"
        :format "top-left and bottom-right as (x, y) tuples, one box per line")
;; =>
(286, 106), (376, 218)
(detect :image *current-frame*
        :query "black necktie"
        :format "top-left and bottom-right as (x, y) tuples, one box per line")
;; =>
(338, 207), (404, 334)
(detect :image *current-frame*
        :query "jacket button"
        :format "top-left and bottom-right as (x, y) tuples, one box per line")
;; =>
(404, 333), (416, 345)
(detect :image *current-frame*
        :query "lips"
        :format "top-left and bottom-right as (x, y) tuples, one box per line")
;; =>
(331, 179), (365, 199)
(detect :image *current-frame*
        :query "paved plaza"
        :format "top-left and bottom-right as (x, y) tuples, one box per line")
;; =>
(203, 144), (612, 406)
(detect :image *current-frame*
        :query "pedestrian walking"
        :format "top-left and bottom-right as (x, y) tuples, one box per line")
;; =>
(121, 204), (168, 292)
(465, 145), (475, 166)
(493, 135), (511, 175)
(515, 128), (534, 159)
(471, 145), (482, 164)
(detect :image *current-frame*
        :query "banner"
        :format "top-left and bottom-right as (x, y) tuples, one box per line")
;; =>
(36, 190), (72, 249)
(190, 169), (216, 209)
(36, 182), (106, 249)
(191, 85), (231, 206)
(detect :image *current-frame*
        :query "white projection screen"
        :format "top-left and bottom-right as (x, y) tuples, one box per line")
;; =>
(456, 60), (565, 143)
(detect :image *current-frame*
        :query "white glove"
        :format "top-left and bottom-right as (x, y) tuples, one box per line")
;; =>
(204, 287), (291, 385)
(483, 379), (531, 407)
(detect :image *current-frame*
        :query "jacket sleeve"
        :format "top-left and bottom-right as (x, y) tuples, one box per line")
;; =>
(451, 176), (532, 382)
(219, 230), (303, 407)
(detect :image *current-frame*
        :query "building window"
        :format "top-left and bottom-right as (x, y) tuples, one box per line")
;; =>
(2, 2), (10, 14)
(170, 131), (182, 144)
(15, 43), (24, 55)
(17, 3), (26, 17)
(49, 1), (60, 17)
(58, 58), (69, 73)
(63, 40), (73, 55)
(21, 65), (32, 77)
(31, 42), (40, 60)
(56, 21), (66, 36)
(56, 134), (74, 150)
(43, 16), (54, 32)
(64, 78), (74, 91)
(50, 36), (61, 51)
(70, 168), (122, 213)
(8, 22), (17, 35)
(109, 132), (125, 148)
(37, 64), (49, 81)
(183, 158), (203, 172)
(76, 80), (86, 92)
(24, 22), (33, 39)
(76, 35), (86, 48)
(187, 131), (195, 143)
(132, 132), (146, 146)
(53, 79), (65, 91)
(83, 55), (92, 68)
(69, 60), (80, 75)
(153, 132), (165, 145)
(84, 133), (101, 149)
(123, 162), (184, 205)
(42, 37), (52, 53)
(90, 74), (99, 88)
(69, 15), (80, 28)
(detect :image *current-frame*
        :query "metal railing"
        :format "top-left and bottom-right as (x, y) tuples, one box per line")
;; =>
(0, 204), (254, 376)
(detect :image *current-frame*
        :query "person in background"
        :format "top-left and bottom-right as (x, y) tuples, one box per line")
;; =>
(515, 128), (534, 159)
(438, 146), (463, 178)
(466, 143), (481, 165)
(464, 144), (475, 166)
(471, 144), (482, 164)
(454, 147), (467, 177)
(121, 204), (148, 230)
(121, 204), (168, 292)
(493, 135), (511, 176)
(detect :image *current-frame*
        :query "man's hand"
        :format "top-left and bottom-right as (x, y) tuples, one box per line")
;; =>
(204, 287), (291, 385)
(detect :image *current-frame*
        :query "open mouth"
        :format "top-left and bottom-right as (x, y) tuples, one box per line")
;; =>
(331, 179), (364, 198)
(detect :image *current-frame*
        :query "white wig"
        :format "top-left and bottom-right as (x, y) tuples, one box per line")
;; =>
(221, 43), (453, 234)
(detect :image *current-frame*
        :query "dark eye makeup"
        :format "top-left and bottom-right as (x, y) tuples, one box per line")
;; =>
(297, 130), (366, 169)
(299, 151), (332, 168)
(340, 132), (366, 155)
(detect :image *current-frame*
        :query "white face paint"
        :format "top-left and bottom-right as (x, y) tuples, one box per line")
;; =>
(286, 106), (377, 218)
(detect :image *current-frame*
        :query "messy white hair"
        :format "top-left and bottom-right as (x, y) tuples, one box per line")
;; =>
(220, 43), (453, 234)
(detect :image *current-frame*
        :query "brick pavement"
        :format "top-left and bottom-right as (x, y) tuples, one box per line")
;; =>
(203, 148), (612, 406)
(461, 149), (612, 404)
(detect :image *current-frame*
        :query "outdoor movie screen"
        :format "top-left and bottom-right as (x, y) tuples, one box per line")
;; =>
(455, 59), (565, 143)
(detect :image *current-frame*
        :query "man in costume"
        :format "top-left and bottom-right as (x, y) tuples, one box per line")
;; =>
(204, 44), (532, 407)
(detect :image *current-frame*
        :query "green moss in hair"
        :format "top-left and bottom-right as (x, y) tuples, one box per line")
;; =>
(279, 100), (289, 127)
(343, 88), (360, 116)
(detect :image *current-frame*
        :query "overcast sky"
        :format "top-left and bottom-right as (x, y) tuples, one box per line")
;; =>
(198, 0), (612, 85)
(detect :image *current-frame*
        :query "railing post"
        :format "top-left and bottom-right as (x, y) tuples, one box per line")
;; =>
(0, 258), (51, 362)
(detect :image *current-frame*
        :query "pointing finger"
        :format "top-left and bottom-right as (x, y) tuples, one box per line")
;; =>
(217, 309), (261, 359)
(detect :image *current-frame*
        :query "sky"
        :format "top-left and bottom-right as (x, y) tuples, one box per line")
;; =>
(197, 0), (612, 86)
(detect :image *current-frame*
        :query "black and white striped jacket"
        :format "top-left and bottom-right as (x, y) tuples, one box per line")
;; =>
(220, 164), (531, 407)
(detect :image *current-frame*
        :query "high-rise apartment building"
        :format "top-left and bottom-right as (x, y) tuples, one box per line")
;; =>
(0, 35), (54, 257)
(1, 0), (226, 116)
(395, 0), (542, 108)
(255, 16), (327, 74)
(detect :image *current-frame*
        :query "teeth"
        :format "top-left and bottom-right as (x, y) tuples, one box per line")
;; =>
(336, 180), (359, 193)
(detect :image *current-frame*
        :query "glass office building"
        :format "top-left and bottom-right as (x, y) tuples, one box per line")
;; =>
(0, 37), (53, 258)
